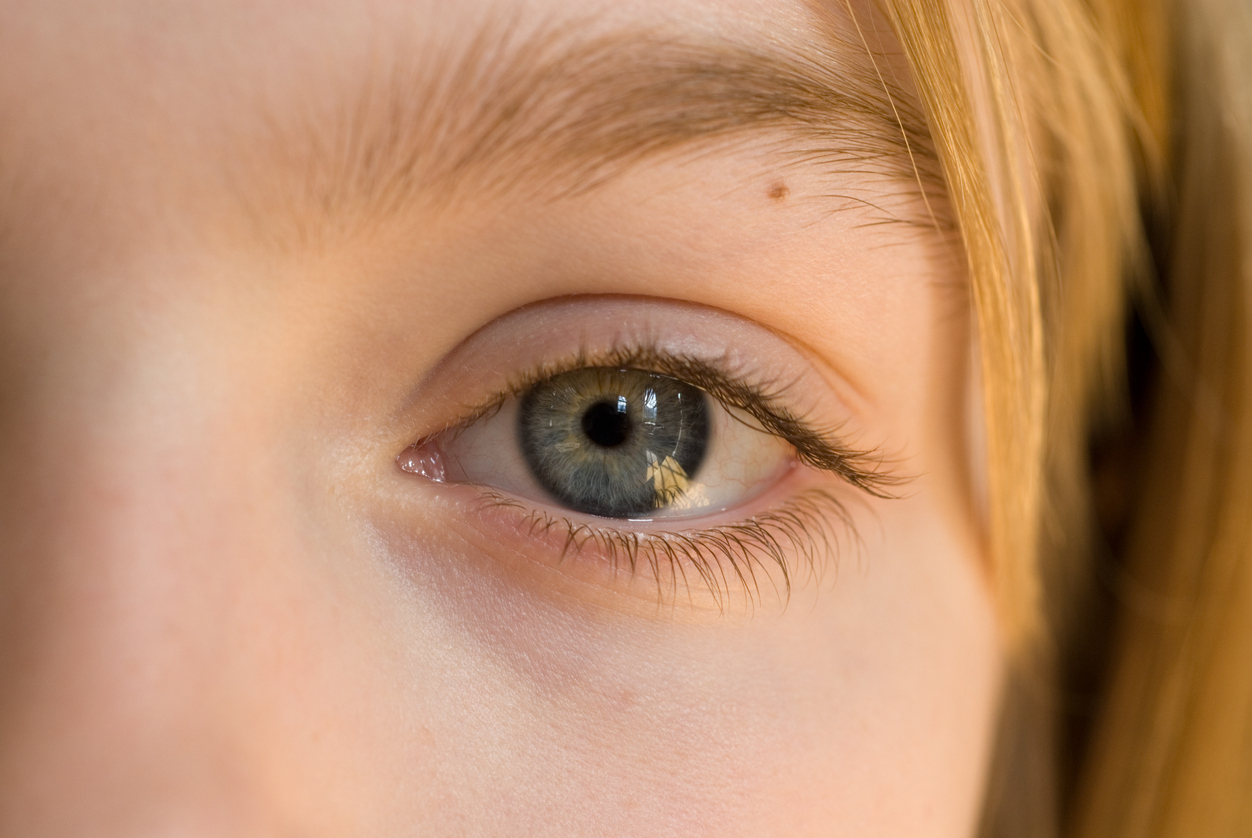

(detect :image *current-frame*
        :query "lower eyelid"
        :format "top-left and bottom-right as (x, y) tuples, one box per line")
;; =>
(411, 466), (863, 613)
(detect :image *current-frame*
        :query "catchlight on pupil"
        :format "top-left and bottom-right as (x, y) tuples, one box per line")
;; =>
(518, 368), (711, 518)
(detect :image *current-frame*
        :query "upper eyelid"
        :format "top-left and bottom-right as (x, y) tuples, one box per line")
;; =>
(426, 343), (902, 498)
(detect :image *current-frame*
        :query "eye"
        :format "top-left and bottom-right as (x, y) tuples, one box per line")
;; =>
(389, 301), (899, 610)
(403, 366), (794, 521)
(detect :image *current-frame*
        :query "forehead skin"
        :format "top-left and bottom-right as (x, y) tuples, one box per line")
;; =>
(0, 1), (998, 837)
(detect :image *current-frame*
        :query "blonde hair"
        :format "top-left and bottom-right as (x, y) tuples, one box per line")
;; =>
(874, 0), (1252, 834)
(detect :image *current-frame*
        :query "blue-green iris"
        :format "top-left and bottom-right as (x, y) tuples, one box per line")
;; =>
(517, 368), (710, 518)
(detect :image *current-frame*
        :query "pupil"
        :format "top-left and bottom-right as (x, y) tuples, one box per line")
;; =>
(581, 399), (632, 448)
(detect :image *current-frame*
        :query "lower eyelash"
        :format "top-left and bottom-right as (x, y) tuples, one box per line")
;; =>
(477, 488), (862, 612)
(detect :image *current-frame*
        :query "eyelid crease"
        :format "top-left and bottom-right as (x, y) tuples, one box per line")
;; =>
(478, 487), (862, 613)
(426, 343), (904, 499)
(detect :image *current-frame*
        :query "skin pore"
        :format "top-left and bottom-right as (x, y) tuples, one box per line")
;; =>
(0, 1), (1001, 836)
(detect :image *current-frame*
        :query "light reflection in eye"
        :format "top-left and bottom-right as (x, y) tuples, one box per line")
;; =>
(642, 389), (657, 425)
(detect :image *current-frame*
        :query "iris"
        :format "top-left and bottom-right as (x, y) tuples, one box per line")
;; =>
(518, 368), (710, 517)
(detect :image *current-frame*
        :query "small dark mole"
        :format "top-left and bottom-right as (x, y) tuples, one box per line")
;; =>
(768, 182), (790, 201)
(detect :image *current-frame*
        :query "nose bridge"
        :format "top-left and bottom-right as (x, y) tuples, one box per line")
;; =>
(0, 349), (303, 830)
(4, 345), (277, 660)
(33, 401), (268, 684)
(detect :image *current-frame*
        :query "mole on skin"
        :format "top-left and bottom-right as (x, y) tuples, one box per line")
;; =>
(768, 182), (790, 201)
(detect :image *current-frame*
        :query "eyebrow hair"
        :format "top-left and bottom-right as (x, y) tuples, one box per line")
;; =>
(248, 18), (947, 242)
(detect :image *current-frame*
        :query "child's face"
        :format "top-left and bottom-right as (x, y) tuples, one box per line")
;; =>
(0, 1), (1001, 835)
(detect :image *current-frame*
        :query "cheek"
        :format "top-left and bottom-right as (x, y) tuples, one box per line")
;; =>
(768, 496), (1001, 837)
(368, 490), (1000, 838)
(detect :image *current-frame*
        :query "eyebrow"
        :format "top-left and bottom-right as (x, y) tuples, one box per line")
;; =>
(248, 20), (946, 240)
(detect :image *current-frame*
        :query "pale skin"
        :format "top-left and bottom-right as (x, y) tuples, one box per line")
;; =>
(0, 1), (1002, 835)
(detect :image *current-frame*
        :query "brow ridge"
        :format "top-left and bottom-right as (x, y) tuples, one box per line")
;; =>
(253, 19), (946, 240)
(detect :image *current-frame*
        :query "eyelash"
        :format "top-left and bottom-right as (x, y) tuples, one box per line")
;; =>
(419, 342), (897, 607)
(477, 487), (861, 611)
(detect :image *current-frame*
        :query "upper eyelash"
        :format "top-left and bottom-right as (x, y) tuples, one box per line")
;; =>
(438, 342), (901, 497)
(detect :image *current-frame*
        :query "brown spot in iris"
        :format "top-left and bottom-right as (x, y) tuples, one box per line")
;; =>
(768, 182), (790, 201)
